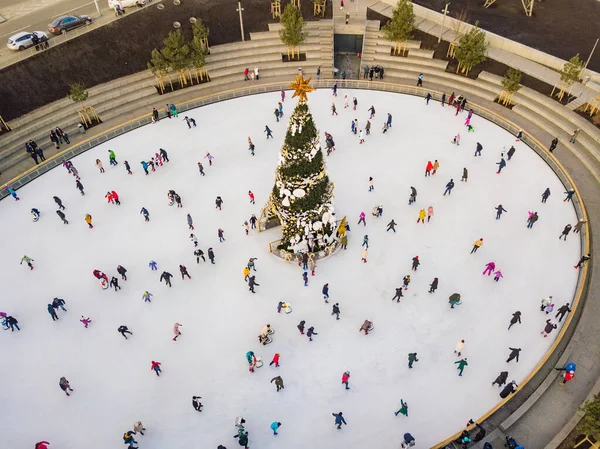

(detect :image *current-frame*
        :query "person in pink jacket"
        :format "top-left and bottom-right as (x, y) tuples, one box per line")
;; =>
(427, 206), (434, 222)
(483, 261), (496, 276)
(173, 322), (182, 341)
(494, 270), (503, 282)
(358, 211), (366, 226)
(35, 442), (50, 449)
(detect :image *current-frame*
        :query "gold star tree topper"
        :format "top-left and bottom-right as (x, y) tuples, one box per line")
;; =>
(288, 74), (315, 103)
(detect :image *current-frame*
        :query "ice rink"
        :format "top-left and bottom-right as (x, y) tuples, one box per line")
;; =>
(0, 89), (581, 449)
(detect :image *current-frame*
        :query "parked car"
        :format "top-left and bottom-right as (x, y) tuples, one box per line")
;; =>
(6, 31), (48, 51)
(108, 0), (146, 8)
(48, 15), (92, 35)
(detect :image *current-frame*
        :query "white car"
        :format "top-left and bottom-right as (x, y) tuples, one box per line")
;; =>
(108, 0), (146, 9)
(6, 31), (48, 51)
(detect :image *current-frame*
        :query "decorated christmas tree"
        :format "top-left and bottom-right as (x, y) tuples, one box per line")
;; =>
(267, 75), (338, 254)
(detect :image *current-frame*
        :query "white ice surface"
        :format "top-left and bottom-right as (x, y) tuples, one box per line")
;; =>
(0, 90), (580, 449)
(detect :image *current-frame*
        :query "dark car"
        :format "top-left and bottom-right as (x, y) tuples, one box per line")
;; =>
(48, 15), (92, 35)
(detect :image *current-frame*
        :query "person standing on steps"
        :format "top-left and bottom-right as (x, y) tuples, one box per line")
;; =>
(417, 73), (423, 87)
(549, 137), (558, 152)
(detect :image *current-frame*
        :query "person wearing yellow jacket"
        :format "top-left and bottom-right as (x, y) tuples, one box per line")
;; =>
(470, 238), (483, 254)
(85, 214), (93, 229)
(243, 266), (250, 282)
(432, 159), (440, 175)
(417, 209), (426, 224)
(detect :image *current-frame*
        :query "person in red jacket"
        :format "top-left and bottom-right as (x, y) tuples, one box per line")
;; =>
(151, 361), (162, 376)
(269, 353), (280, 367)
(93, 270), (108, 281)
(425, 160), (434, 177)
(342, 371), (350, 390)
(561, 370), (575, 385)
(111, 190), (121, 205)
(35, 442), (50, 449)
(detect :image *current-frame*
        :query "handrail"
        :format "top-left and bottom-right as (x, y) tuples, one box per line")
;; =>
(0, 80), (589, 449)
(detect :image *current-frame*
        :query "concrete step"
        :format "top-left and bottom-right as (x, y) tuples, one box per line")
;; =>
(362, 52), (449, 70)
(206, 53), (283, 70)
(408, 48), (434, 59)
(211, 35), (322, 54)
(512, 104), (600, 166)
(206, 42), (325, 63)
(208, 60), (325, 79)
(6, 70), (154, 130)
(381, 69), (499, 102)
(268, 20), (332, 32)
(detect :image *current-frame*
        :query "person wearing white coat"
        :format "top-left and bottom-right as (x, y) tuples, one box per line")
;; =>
(359, 130), (365, 144)
(454, 340), (465, 357)
(361, 247), (368, 263)
(254, 67), (259, 80)
(540, 296), (553, 312)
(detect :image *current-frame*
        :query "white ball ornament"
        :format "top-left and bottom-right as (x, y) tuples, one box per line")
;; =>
(293, 189), (305, 198)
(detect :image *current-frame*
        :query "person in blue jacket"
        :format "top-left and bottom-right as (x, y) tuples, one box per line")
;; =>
(332, 412), (347, 429)
(496, 157), (507, 174)
(140, 160), (149, 175)
(270, 422), (281, 435)
(140, 207), (150, 222)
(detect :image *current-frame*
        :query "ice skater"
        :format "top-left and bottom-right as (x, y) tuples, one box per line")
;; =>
(109, 277), (121, 291)
(140, 207), (150, 222)
(270, 422), (282, 435)
(173, 322), (182, 341)
(20, 255), (34, 270)
(124, 160), (132, 174)
(575, 253), (591, 269)
(85, 214), (93, 229)
(408, 186), (417, 205)
(192, 396), (203, 411)
(118, 325), (133, 339)
(496, 157), (507, 174)
(215, 196), (223, 210)
(483, 261), (496, 276)
(526, 211), (539, 228)
(80, 316), (91, 328)
(387, 219), (397, 232)
(506, 347), (521, 363)
(53, 196), (65, 210)
(307, 326), (317, 341)
(564, 190), (575, 202)
(455, 358), (468, 376)
(474, 142), (483, 156)
(271, 376), (284, 392)
(471, 238), (483, 254)
(270, 353), (280, 367)
(454, 340), (465, 357)
(197, 162), (205, 175)
(411, 256), (420, 271)
(395, 399), (408, 417)
(190, 234), (198, 247)
(408, 352), (419, 368)
(208, 248), (215, 264)
(541, 319), (557, 337)
(323, 283), (329, 302)
(56, 210), (69, 224)
(443, 179), (455, 195)
(495, 205), (507, 219)
(508, 311), (521, 330)
(425, 160), (433, 176)
(150, 361), (162, 376)
(368, 105), (375, 119)
(392, 287), (404, 302)
(47, 304), (59, 321)
(142, 291), (153, 303)
(559, 224), (572, 240)
(403, 274), (411, 290)
(332, 412), (347, 429)
(248, 275), (259, 293)
(492, 371), (509, 387)
(341, 371), (350, 389)
(179, 265), (191, 279)
(76, 179), (84, 195)
(332, 302), (341, 320)
(361, 247), (368, 263)
(556, 303), (572, 322)
(302, 271), (309, 286)
(429, 277), (438, 293)
(265, 125), (273, 138)
(59, 377), (73, 396)
(187, 214), (194, 230)
(195, 249), (205, 263)
(160, 271), (173, 287)
(493, 270), (503, 282)
(358, 211), (366, 226)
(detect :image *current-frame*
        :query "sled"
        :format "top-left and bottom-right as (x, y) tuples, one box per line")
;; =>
(168, 199), (175, 206)
(367, 323), (374, 332)
(100, 279), (109, 290)
(32, 215), (39, 222)
(284, 305), (292, 314)
(267, 328), (275, 335)
(254, 356), (263, 368)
